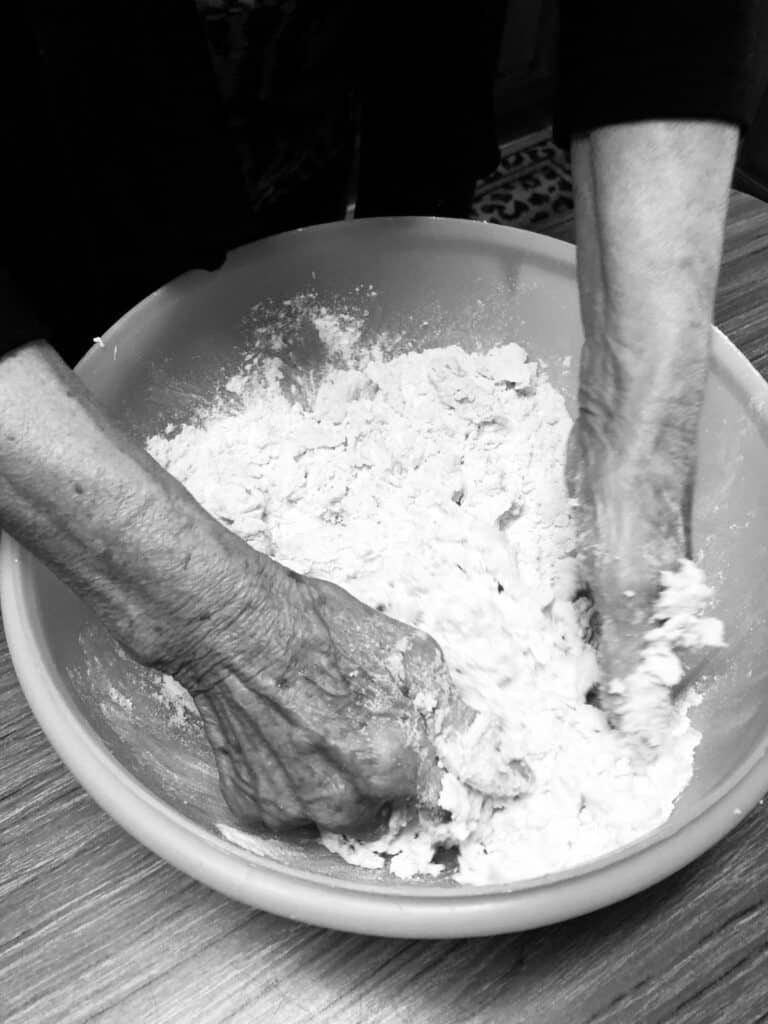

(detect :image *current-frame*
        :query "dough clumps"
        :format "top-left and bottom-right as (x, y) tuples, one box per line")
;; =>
(148, 306), (721, 884)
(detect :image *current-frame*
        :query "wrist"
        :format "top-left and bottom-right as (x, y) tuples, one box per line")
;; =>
(0, 342), (291, 680)
(141, 510), (289, 683)
(576, 321), (709, 459)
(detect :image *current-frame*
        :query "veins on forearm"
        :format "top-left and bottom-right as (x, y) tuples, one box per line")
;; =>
(577, 319), (709, 453)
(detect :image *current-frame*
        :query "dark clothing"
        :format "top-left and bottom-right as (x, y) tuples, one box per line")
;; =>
(0, 1), (252, 362)
(0, 0), (765, 366)
(354, 0), (507, 217)
(554, 1), (768, 146)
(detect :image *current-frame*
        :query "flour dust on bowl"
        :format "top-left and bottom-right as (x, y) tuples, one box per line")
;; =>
(3, 219), (768, 939)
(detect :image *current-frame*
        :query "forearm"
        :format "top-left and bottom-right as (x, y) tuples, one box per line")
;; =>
(0, 340), (283, 673)
(567, 120), (739, 671)
(572, 120), (738, 457)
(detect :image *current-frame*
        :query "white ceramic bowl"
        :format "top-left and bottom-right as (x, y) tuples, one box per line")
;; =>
(4, 219), (768, 938)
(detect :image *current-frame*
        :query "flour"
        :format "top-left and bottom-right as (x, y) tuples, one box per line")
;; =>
(107, 686), (133, 712)
(153, 672), (198, 728)
(147, 304), (721, 885)
(602, 562), (725, 748)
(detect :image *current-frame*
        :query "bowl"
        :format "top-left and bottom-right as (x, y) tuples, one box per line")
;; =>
(3, 218), (768, 939)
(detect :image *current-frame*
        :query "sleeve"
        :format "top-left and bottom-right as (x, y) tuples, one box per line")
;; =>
(0, 1), (252, 367)
(553, 1), (768, 147)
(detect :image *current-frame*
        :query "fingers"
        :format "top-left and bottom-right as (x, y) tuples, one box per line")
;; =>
(197, 661), (427, 834)
(195, 688), (311, 830)
(192, 568), (476, 835)
(595, 615), (645, 686)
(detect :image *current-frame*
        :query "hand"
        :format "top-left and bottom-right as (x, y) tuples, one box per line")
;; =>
(167, 566), (468, 834)
(566, 413), (693, 683)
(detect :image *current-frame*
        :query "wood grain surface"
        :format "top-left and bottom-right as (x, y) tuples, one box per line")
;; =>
(2, 192), (768, 1024)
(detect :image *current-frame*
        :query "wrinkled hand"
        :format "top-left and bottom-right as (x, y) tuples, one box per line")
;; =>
(168, 566), (465, 834)
(566, 413), (694, 683)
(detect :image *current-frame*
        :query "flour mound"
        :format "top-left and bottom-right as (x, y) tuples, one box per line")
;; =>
(147, 306), (720, 885)
(603, 561), (725, 749)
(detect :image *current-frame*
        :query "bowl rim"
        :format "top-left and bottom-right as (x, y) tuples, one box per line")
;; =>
(3, 217), (768, 939)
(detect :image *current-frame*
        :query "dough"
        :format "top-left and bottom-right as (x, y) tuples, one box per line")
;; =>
(147, 303), (721, 884)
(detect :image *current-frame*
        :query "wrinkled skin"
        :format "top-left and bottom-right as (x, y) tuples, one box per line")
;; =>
(0, 342), (472, 837)
(566, 413), (693, 682)
(567, 123), (736, 696)
(169, 568), (467, 833)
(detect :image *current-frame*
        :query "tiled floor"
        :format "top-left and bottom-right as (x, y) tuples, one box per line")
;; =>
(472, 129), (574, 237)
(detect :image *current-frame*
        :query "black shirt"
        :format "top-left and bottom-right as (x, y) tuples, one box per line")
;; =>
(1, 0), (765, 366)
(0, 1), (251, 364)
(555, 1), (767, 144)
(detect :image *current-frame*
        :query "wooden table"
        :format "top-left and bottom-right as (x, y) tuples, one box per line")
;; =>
(3, 192), (768, 1024)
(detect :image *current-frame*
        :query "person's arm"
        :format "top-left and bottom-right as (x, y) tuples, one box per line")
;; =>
(0, 340), (519, 831)
(0, 339), (287, 673)
(567, 120), (738, 680)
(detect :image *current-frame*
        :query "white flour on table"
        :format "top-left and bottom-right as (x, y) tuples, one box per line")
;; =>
(146, 305), (721, 884)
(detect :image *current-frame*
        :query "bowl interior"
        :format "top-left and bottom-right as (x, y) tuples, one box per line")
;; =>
(7, 218), (768, 896)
